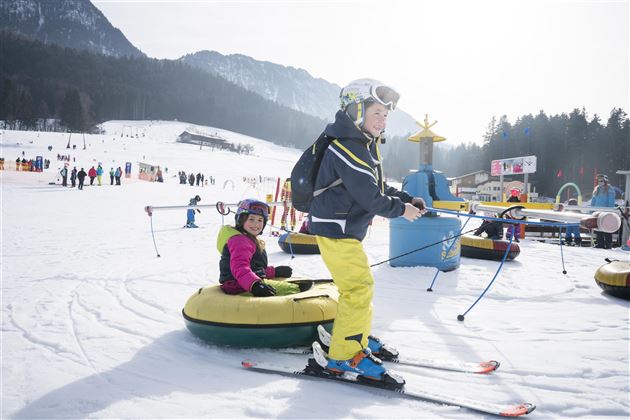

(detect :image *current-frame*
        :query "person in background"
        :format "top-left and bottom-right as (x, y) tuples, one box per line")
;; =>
(59, 166), (68, 187)
(474, 216), (503, 240)
(217, 199), (297, 296)
(591, 174), (615, 249)
(505, 189), (521, 242)
(77, 168), (87, 190)
(88, 166), (97, 185)
(96, 164), (104, 186)
(109, 168), (115, 185)
(115, 167), (122, 185)
(280, 178), (296, 231)
(564, 198), (582, 246)
(70, 166), (77, 188)
(185, 195), (202, 228)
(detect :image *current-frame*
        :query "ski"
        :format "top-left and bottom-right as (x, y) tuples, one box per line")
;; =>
(241, 359), (535, 417)
(277, 347), (500, 374)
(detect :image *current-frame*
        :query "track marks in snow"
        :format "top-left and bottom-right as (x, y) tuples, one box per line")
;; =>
(68, 291), (102, 374)
(5, 303), (90, 369)
(96, 272), (170, 325)
(73, 291), (155, 341)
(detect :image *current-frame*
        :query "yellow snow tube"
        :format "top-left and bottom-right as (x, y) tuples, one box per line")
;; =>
(183, 280), (338, 347)
(460, 234), (520, 261)
(594, 260), (630, 300)
(278, 232), (320, 254)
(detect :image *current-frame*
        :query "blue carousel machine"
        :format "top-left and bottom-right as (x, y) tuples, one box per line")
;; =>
(390, 115), (464, 271)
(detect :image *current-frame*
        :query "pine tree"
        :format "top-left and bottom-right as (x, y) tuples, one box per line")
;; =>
(60, 88), (86, 131)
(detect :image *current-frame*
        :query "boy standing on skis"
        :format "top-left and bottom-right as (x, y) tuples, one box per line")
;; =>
(307, 79), (425, 385)
(186, 195), (201, 228)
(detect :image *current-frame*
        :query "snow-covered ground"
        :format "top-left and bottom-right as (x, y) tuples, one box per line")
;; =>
(1, 121), (629, 419)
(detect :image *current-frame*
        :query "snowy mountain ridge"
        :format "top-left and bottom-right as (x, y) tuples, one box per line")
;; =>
(0, 0), (144, 57)
(180, 50), (341, 121)
(180, 50), (420, 137)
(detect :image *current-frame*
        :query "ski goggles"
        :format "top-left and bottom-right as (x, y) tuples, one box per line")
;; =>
(237, 199), (270, 218)
(372, 85), (400, 111)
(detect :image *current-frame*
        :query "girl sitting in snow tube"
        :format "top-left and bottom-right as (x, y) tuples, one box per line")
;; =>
(218, 199), (298, 296)
(181, 199), (339, 348)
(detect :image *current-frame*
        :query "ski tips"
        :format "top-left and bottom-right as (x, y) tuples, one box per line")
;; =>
(499, 403), (536, 417)
(478, 360), (500, 374)
(242, 360), (256, 368)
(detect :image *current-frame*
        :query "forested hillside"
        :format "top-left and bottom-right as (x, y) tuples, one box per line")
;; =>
(0, 32), (325, 147)
(384, 108), (629, 197)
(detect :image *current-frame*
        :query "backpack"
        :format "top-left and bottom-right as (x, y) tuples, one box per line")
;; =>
(290, 134), (341, 212)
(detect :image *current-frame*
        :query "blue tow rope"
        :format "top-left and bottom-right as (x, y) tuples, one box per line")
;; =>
(457, 235), (514, 321)
(424, 207), (579, 321)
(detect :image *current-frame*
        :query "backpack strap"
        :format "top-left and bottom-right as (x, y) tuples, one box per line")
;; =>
(314, 178), (342, 197)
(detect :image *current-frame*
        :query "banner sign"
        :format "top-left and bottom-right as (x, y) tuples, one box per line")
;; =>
(491, 155), (537, 176)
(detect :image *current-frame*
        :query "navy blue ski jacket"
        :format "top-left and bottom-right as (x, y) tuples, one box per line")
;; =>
(308, 110), (412, 241)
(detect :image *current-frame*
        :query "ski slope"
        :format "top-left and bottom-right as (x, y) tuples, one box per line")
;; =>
(1, 121), (629, 418)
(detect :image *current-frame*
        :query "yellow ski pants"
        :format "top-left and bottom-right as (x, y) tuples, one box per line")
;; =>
(316, 236), (373, 360)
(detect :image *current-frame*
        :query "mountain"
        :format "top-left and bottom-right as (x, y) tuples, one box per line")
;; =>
(0, 0), (144, 58)
(0, 31), (325, 147)
(180, 50), (419, 137)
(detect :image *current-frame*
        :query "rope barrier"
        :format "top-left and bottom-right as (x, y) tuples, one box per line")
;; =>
(457, 235), (515, 322)
(149, 214), (161, 258)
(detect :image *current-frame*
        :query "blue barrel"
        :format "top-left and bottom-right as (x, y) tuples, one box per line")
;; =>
(389, 215), (461, 271)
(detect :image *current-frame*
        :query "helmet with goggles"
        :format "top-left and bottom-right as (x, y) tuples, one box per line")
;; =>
(340, 78), (400, 128)
(235, 199), (270, 228)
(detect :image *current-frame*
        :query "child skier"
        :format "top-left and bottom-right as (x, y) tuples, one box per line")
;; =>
(305, 79), (425, 387)
(217, 199), (297, 296)
(185, 195), (201, 228)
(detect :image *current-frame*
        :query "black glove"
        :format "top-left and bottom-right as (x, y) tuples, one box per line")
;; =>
(274, 266), (293, 278)
(196, 209), (201, 213)
(251, 281), (276, 297)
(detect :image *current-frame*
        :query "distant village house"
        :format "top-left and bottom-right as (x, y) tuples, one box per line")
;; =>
(176, 131), (253, 155)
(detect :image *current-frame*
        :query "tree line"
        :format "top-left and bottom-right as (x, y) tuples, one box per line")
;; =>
(383, 108), (628, 199)
(1, 31), (627, 199)
(0, 31), (325, 148)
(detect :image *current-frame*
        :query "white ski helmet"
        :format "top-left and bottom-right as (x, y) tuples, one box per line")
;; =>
(339, 78), (400, 127)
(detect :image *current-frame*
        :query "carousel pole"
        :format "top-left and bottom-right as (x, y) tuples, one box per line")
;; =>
(472, 203), (621, 233)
